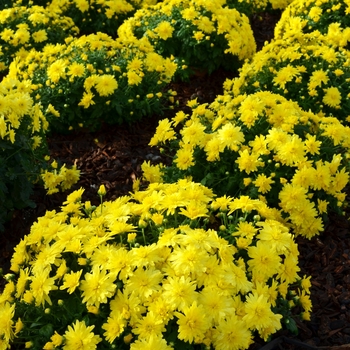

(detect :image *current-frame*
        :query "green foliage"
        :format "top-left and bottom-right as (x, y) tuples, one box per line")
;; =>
(0, 81), (50, 231)
(118, 0), (256, 80)
(0, 3), (79, 72)
(0, 77), (80, 231)
(8, 33), (178, 132)
(48, 0), (158, 37)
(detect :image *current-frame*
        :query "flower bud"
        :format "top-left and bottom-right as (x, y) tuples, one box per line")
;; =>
(98, 184), (106, 196)
(138, 219), (147, 228)
(4, 273), (15, 281)
(124, 334), (133, 344)
(127, 233), (137, 243)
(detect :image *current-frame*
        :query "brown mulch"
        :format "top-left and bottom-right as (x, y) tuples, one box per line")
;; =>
(1, 10), (350, 350)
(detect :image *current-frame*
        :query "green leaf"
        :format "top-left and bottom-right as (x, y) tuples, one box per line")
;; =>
(285, 317), (299, 335)
(39, 323), (54, 338)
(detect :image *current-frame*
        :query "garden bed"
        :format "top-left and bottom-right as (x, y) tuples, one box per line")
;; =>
(1, 8), (350, 350)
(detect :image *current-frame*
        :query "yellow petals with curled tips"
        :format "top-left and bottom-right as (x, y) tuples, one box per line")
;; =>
(217, 123), (245, 151)
(60, 270), (83, 294)
(304, 134), (321, 155)
(130, 334), (173, 350)
(235, 149), (262, 174)
(47, 59), (67, 83)
(212, 314), (252, 350)
(149, 118), (176, 146)
(273, 65), (301, 89)
(179, 201), (209, 220)
(95, 74), (118, 97)
(30, 269), (58, 307)
(253, 174), (275, 194)
(243, 293), (282, 331)
(204, 136), (224, 162)
(78, 91), (95, 108)
(175, 302), (211, 344)
(41, 165), (80, 195)
(141, 161), (164, 184)
(193, 31), (204, 41)
(80, 266), (117, 308)
(68, 62), (85, 78)
(63, 320), (102, 350)
(323, 86), (342, 108)
(174, 146), (195, 170)
(32, 29), (48, 43)
(248, 241), (281, 281)
(308, 69), (329, 90)
(102, 314), (126, 344)
(0, 302), (15, 343)
(154, 21), (174, 40)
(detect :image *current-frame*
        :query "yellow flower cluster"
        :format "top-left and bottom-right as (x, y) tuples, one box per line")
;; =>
(48, 0), (157, 35)
(267, 0), (294, 10)
(228, 38), (350, 126)
(150, 91), (350, 239)
(118, 0), (256, 77)
(0, 180), (311, 349)
(0, 75), (80, 230)
(275, 0), (350, 48)
(0, 3), (79, 71)
(41, 162), (80, 194)
(8, 32), (178, 130)
(226, 0), (293, 13)
(0, 76), (48, 145)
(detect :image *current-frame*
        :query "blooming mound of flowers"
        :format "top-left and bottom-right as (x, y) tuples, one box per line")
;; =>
(148, 91), (350, 239)
(8, 32), (178, 131)
(0, 180), (312, 349)
(0, 76), (79, 231)
(228, 38), (350, 126)
(0, 3), (79, 72)
(118, 0), (256, 79)
(274, 0), (350, 49)
(48, 0), (157, 36)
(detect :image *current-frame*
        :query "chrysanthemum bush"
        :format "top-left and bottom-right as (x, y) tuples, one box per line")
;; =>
(8, 33), (178, 132)
(118, 0), (256, 80)
(0, 3), (79, 72)
(148, 90), (350, 239)
(2, 0), (51, 8)
(224, 0), (292, 16)
(0, 76), (79, 231)
(0, 180), (312, 349)
(47, 0), (158, 36)
(266, 0), (293, 10)
(232, 0), (293, 13)
(274, 0), (350, 49)
(228, 38), (350, 126)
